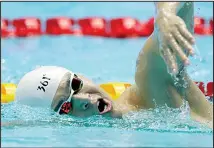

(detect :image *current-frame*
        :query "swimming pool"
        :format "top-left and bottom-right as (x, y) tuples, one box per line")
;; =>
(1, 2), (213, 147)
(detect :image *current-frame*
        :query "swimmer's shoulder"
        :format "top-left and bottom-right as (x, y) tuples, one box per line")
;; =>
(118, 84), (147, 109)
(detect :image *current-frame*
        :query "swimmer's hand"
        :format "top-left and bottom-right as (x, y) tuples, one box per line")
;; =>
(154, 4), (195, 75)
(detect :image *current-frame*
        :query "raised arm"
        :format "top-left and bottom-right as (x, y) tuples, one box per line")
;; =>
(135, 2), (213, 128)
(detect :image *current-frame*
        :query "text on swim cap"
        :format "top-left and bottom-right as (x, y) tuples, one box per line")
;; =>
(37, 74), (51, 92)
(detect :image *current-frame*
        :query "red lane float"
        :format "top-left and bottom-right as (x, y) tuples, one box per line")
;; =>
(194, 17), (205, 35)
(78, 17), (108, 37)
(194, 16), (205, 25)
(1, 19), (15, 38)
(195, 81), (205, 94)
(1, 19), (9, 38)
(195, 81), (213, 99)
(12, 18), (42, 37)
(209, 19), (213, 35)
(110, 17), (141, 38)
(138, 17), (154, 37)
(194, 16), (212, 35)
(210, 19), (213, 28)
(195, 82), (213, 100)
(206, 82), (213, 97)
(1, 16), (213, 38)
(46, 17), (75, 35)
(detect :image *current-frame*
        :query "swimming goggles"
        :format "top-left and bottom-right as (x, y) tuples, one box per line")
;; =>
(56, 74), (83, 115)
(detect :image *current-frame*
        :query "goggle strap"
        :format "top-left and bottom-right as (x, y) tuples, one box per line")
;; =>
(57, 73), (75, 114)
(67, 73), (75, 102)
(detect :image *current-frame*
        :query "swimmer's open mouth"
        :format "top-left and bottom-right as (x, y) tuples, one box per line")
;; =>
(97, 98), (112, 114)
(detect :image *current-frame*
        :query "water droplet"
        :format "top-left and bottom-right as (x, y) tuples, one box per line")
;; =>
(1, 59), (5, 64)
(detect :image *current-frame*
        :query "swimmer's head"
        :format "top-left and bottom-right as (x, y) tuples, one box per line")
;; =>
(16, 66), (119, 117)
(51, 72), (118, 117)
(16, 66), (71, 107)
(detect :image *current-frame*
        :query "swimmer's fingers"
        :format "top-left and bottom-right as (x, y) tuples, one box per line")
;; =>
(173, 29), (195, 56)
(168, 34), (189, 66)
(177, 23), (195, 44)
(160, 47), (178, 74)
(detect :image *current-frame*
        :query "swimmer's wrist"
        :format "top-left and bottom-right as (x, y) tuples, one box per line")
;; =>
(155, 2), (180, 15)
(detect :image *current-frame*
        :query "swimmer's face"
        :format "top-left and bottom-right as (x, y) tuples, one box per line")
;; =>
(51, 73), (114, 117)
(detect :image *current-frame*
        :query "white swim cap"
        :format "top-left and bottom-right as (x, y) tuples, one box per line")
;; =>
(16, 66), (73, 108)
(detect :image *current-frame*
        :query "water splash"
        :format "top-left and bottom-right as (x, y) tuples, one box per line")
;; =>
(1, 102), (212, 134)
(193, 44), (203, 62)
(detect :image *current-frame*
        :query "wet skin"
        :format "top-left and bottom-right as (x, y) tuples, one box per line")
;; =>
(51, 2), (213, 128)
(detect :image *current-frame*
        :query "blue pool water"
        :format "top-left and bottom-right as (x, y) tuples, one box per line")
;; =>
(1, 2), (213, 147)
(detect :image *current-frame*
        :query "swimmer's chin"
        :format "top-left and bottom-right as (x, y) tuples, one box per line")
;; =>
(102, 102), (123, 118)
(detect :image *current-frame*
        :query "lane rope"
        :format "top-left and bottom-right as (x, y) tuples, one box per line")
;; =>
(1, 81), (213, 103)
(1, 16), (213, 38)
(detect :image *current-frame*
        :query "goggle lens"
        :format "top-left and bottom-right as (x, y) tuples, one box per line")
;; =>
(58, 74), (83, 115)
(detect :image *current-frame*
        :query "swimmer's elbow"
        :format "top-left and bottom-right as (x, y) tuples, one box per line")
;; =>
(190, 109), (213, 129)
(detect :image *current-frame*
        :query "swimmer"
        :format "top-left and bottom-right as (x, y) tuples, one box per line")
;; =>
(15, 2), (213, 128)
